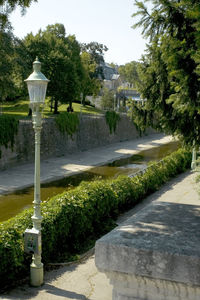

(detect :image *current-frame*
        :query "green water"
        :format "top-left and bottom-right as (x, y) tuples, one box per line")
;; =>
(109, 140), (180, 167)
(0, 141), (179, 222)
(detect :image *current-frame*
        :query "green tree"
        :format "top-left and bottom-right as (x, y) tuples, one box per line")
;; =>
(20, 23), (83, 114)
(118, 61), (140, 87)
(0, 0), (37, 107)
(81, 42), (108, 79)
(109, 62), (118, 69)
(131, 0), (200, 146)
(0, 22), (15, 103)
(81, 42), (108, 64)
(80, 51), (101, 106)
(101, 88), (115, 110)
(11, 36), (32, 98)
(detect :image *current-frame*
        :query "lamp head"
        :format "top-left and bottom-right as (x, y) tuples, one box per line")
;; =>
(25, 57), (49, 106)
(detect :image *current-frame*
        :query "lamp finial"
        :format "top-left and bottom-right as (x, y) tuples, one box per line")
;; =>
(33, 57), (41, 72)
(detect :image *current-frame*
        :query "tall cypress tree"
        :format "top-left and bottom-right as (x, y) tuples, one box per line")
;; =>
(131, 0), (200, 146)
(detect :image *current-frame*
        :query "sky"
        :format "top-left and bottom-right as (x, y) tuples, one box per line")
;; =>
(9, 0), (148, 65)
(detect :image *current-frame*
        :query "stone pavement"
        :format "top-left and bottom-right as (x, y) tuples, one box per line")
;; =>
(0, 133), (172, 195)
(1, 170), (199, 299)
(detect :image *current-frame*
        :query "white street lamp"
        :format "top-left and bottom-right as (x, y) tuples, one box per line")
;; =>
(24, 57), (49, 287)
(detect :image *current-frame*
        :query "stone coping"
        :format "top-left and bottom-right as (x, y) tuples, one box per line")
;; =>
(95, 199), (200, 286)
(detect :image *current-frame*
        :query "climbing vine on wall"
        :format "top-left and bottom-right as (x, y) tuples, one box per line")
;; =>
(105, 111), (120, 134)
(0, 115), (19, 158)
(55, 112), (80, 138)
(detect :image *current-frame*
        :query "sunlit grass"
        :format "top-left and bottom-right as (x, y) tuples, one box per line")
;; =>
(58, 102), (103, 115)
(1, 98), (103, 119)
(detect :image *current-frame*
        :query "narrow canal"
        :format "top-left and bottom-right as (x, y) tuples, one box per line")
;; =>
(0, 141), (179, 222)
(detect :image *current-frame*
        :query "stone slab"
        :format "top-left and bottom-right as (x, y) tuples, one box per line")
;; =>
(109, 271), (200, 300)
(95, 200), (200, 286)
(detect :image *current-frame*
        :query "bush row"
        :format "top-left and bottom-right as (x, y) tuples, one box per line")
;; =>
(105, 111), (120, 134)
(0, 148), (191, 289)
(55, 112), (80, 137)
(0, 115), (19, 158)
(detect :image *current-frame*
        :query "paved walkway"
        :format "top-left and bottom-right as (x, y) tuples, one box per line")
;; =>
(0, 133), (172, 195)
(1, 170), (199, 300)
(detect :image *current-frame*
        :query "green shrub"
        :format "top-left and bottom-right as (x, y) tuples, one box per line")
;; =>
(55, 112), (79, 137)
(0, 115), (19, 158)
(0, 148), (191, 289)
(105, 111), (120, 134)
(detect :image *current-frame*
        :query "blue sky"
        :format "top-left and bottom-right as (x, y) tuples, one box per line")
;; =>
(10, 0), (148, 65)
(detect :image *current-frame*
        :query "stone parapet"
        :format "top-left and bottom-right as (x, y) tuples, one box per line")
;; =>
(95, 200), (200, 299)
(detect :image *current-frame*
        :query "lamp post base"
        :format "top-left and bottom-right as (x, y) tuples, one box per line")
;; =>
(30, 262), (44, 287)
(191, 147), (197, 170)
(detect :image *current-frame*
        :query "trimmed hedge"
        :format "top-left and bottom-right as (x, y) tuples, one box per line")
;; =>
(0, 148), (191, 289)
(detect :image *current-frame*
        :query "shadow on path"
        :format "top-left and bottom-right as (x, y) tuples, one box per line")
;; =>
(44, 283), (87, 299)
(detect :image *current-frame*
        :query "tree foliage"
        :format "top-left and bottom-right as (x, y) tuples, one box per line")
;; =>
(55, 112), (79, 137)
(0, 23), (15, 101)
(80, 42), (108, 105)
(81, 42), (108, 65)
(81, 41), (108, 79)
(131, 0), (200, 146)
(20, 23), (84, 113)
(118, 61), (141, 87)
(105, 110), (120, 134)
(101, 88), (115, 110)
(0, 0), (36, 100)
(0, 114), (18, 157)
(0, 0), (37, 28)
(80, 51), (101, 105)
(0, 17), (108, 115)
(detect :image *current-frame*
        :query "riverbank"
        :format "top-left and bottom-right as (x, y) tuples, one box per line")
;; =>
(0, 133), (173, 195)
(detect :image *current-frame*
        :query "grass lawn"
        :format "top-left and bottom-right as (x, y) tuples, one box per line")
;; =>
(1, 98), (103, 119)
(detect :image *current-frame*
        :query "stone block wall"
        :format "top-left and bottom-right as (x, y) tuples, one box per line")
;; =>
(0, 114), (155, 170)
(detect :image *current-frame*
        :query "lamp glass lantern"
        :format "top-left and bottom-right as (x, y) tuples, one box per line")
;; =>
(25, 57), (49, 108)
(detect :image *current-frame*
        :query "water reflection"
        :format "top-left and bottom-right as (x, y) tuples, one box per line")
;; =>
(0, 141), (179, 222)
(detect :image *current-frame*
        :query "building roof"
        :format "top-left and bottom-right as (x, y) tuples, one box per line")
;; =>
(100, 61), (119, 80)
(111, 74), (120, 80)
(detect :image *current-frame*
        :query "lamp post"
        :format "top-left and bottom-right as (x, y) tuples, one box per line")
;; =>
(80, 93), (83, 115)
(114, 93), (116, 111)
(191, 140), (197, 170)
(24, 57), (49, 286)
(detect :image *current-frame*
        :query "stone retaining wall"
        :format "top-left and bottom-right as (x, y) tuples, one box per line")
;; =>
(0, 114), (155, 170)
